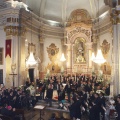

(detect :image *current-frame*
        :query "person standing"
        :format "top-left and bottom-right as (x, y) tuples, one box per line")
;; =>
(46, 84), (53, 107)
(56, 80), (62, 97)
(75, 95), (81, 120)
(58, 87), (65, 109)
(100, 92), (106, 120)
(115, 96), (120, 120)
(41, 81), (46, 100)
(89, 101), (100, 120)
(65, 82), (71, 103)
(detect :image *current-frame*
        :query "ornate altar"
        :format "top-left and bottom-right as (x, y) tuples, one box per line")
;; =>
(73, 37), (86, 64)
(45, 43), (60, 74)
(65, 9), (92, 74)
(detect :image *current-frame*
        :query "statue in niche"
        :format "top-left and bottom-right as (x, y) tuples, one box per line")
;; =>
(76, 53), (85, 63)
(75, 39), (86, 63)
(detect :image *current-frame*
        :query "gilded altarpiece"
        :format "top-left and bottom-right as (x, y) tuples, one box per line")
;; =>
(66, 23), (92, 74)
(65, 9), (92, 74)
(45, 43), (60, 74)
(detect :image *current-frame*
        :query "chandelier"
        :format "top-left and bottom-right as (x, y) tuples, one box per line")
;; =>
(26, 52), (37, 66)
(91, 0), (106, 64)
(26, 11), (39, 66)
(92, 49), (106, 64)
(60, 53), (66, 62)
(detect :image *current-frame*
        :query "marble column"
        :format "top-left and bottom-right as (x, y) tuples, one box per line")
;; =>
(111, 8), (120, 95)
(19, 35), (26, 86)
(111, 24), (119, 96)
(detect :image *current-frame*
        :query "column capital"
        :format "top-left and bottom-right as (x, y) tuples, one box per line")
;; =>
(4, 26), (26, 36)
(39, 37), (44, 44)
(110, 9), (120, 25)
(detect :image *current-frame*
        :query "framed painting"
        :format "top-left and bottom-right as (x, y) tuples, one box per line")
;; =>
(0, 48), (3, 65)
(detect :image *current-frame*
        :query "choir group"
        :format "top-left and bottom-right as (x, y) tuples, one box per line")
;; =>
(0, 74), (120, 120)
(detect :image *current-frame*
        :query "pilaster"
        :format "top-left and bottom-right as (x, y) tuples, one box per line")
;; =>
(66, 44), (72, 75)
(110, 7), (120, 95)
(39, 37), (44, 79)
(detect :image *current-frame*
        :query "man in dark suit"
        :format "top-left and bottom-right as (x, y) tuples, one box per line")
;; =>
(46, 84), (53, 107)
(89, 101), (100, 120)
(94, 93), (101, 120)
(41, 81), (46, 99)
(75, 95), (81, 120)
(100, 92), (106, 120)
(65, 82), (71, 102)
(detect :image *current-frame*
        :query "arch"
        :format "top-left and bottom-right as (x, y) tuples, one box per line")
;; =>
(67, 9), (92, 25)
(70, 32), (90, 44)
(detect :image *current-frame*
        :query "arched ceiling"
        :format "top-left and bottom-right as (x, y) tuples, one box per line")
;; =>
(25, 0), (109, 22)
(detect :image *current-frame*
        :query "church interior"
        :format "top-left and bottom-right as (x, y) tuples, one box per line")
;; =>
(0, 0), (120, 120)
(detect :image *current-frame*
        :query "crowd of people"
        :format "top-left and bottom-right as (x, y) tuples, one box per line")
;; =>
(0, 73), (120, 120)
(0, 85), (37, 120)
(34, 74), (120, 120)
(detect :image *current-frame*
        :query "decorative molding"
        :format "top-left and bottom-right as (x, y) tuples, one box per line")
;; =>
(45, 62), (60, 74)
(66, 23), (92, 44)
(47, 43), (59, 62)
(92, 23), (112, 35)
(4, 25), (26, 36)
(110, 9), (120, 24)
(101, 40), (110, 58)
(101, 62), (111, 75)
(67, 9), (92, 26)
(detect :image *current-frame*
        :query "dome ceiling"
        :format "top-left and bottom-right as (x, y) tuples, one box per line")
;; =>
(25, 0), (108, 22)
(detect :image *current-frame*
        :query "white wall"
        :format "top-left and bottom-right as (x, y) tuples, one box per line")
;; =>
(0, 26), (6, 85)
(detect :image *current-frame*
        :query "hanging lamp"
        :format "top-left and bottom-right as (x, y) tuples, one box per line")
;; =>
(26, 11), (38, 66)
(93, 49), (106, 64)
(92, 0), (106, 64)
(26, 52), (37, 66)
(60, 53), (66, 62)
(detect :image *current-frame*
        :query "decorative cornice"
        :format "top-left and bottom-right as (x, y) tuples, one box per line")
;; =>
(4, 25), (26, 36)
(92, 23), (112, 35)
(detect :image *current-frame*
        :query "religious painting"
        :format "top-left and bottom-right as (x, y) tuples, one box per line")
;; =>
(101, 62), (111, 75)
(0, 48), (3, 65)
(47, 43), (59, 61)
(101, 40), (110, 58)
(73, 37), (86, 64)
